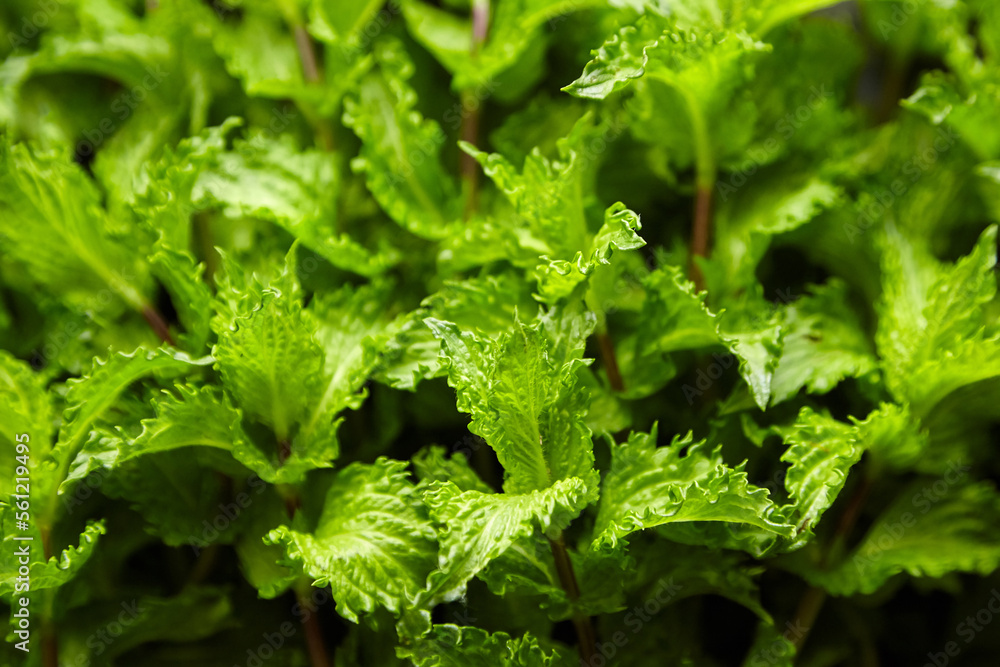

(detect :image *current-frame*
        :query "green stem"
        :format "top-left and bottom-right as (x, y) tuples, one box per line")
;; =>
(678, 88), (715, 291)
(548, 534), (596, 663)
(193, 212), (218, 287)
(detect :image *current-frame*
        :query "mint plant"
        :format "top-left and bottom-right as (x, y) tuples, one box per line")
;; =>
(2, 1), (1000, 665)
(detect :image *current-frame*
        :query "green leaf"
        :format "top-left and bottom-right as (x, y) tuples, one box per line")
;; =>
(213, 278), (325, 444)
(212, 0), (367, 111)
(427, 309), (599, 497)
(769, 280), (878, 406)
(400, 0), (603, 93)
(195, 135), (397, 277)
(149, 244), (215, 354)
(102, 446), (245, 547)
(561, 16), (662, 100)
(594, 426), (795, 556)
(717, 306), (785, 411)
(116, 385), (243, 464)
(422, 477), (590, 605)
(310, 0), (386, 48)
(342, 37), (460, 239)
(903, 71), (1000, 162)
(0, 518), (105, 600)
(412, 445), (492, 493)
(71, 587), (236, 663)
(0, 351), (54, 476)
(876, 224), (1000, 414)
(0, 0), (198, 201)
(711, 165), (842, 298)
(789, 481), (1000, 596)
(534, 202), (645, 304)
(461, 115), (600, 270)
(741, 618), (797, 667)
(53, 347), (214, 505)
(626, 539), (771, 622)
(266, 458), (437, 623)
(774, 407), (864, 546)
(132, 119), (241, 252)
(398, 624), (573, 667)
(376, 273), (535, 391)
(0, 141), (153, 314)
(478, 534), (629, 620)
(564, 16), (769, 178)
(234, 483), (298, 599)
(854, 402), (929, 473)
(616, 263), (718, 399)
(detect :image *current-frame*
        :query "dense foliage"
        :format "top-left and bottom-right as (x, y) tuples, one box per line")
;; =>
(2, 0), (1000, 665)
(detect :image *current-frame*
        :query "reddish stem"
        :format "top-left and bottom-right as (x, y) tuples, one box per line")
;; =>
(142, 304), (176, 346)
(549, 535), (597, 663)
(690, 185), (712, 291)
(298, 588), (332, 667)
(791, 471), (874, 655)
(597, 331), (625, 392)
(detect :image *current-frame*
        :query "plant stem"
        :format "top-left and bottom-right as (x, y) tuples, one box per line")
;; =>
(690, 185), (712, 291)
(278, 438), (331, 667)
(186, 543), (220, 587)
(460, 88), (482, 220)
(548, 534), (597, 664)
(277, 438), (292, 466)
(790, 585), (826, 652)
(596, 330), (624, 392)
(42, 619), (58, 667)
(194, 212), (218, 287)
(293, 24), (321, 84)
(296, 583), (332, 667)
(791, 468), (874, 655)
(289, 21), (335, 151)
(141, 303), (176, 346)
(461, 0), (491, 219)
(679, 88), (715, 291)
(37, 529), (57, 667)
